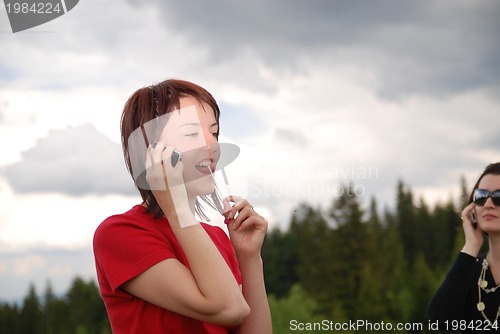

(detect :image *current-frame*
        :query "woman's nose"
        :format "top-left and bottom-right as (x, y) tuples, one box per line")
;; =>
(484, 196), (495, 208)
(207, 141), (220, 162)
(202, 129), (218, 148)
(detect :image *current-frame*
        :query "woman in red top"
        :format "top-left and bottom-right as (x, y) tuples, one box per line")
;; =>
(93, 79), (272, 333)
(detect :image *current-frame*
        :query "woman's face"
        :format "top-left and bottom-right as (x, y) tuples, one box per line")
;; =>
(158, 95), (220, 196)
(476, 174), (500, 234)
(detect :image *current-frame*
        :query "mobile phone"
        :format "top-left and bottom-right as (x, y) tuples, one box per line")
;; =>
(470, 210), (477, 229)
(171, 150), (182, 167)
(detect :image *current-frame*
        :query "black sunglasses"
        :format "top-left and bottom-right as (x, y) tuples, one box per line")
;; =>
(473, 189), (500, 206)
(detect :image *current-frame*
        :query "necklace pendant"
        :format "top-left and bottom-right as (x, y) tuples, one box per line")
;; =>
(477, 302), (485, 312)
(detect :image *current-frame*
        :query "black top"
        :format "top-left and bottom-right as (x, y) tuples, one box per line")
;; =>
(428, 252), (500, 333)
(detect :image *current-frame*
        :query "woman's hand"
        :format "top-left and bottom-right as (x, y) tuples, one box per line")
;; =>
(223, 196), (273, 334)
(145, 140), (189, 215)
(224, 196), (268, 259)
(461, 202), (484, 257)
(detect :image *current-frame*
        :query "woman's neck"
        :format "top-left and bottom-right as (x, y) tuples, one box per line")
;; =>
(141, 193), (197, 217)
(488, 235), (500, 263)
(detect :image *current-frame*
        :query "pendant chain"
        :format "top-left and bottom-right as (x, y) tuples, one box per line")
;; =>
(477, 259), (500, 325)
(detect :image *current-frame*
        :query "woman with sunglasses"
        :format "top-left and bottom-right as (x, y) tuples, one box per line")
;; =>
(428, 162), (500, 333)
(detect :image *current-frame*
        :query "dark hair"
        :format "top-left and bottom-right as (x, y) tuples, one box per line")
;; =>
(121, 79), (222, 219)
(468, 162), (500, 203)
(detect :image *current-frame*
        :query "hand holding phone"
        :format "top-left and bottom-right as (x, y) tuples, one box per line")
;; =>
(146, 140), (186, 191)
(152, 140), (183, 167)
(460, 203), (484, 257)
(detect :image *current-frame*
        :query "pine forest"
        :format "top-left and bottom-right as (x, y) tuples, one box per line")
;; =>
(0, 179), (476, 333)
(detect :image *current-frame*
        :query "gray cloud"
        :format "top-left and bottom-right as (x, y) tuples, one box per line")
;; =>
(274, 128), (308, 148)
(2, 124), (136, 196)
(478, 129), (500, 152)
(143, 0), (500, 99)
(3, 1), (498, 100)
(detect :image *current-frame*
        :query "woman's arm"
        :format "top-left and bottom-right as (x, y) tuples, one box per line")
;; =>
(427, 252), (477, 323)
(121, 221), (250, 326)
(427, 203), (483, 325)
(122, 146), (250, 326)
(225, 197), (272, 334)
(236, 256), (272, 334)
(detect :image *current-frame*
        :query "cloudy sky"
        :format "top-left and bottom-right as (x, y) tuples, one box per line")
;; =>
(1, 0), (499, 302)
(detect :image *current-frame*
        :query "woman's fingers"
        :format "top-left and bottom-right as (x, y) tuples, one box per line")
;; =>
(223, 196), (268, 235)
(461, 202), (476, 228)
(145, 145), (165, 190)
(223, 195), (252, 220)
(460, 202), (484, 256)
(145, 139), (184, 190)
(227, 206), (254, 230)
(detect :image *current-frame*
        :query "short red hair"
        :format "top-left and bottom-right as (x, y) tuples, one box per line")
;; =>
(120, 79), (221, 219)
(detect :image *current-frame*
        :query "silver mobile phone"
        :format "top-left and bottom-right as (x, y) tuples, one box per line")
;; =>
(470, 210), (477, 229)
(171, 150), (182, 167)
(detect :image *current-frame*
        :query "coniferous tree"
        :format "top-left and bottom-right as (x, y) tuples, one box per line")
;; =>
(395, 180), (419, 266)
(66, 277), (109, 334)
(262, 227), (298, 298)
(328, 184), (369, 319)
(0, 303), (21, 334)
(408, 253), (438, 333)
(42, 280), (56, 334)
(43, 279), (71, 334)
(289, 203), (334, 314)
(355, 198), (387, 322)
(430, 201), (460, 270)
(356, 198), (408, 324)
(379, 207), (408, 323)
(20, 283), (43, 334)
(416, 197), (433, 262)
(459, 175), (470, 210)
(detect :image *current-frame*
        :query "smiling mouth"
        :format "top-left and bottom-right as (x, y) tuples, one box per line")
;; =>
(196, 159), (215, 174)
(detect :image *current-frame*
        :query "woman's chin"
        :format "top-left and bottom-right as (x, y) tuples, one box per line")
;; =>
(186, 177), (215, 196)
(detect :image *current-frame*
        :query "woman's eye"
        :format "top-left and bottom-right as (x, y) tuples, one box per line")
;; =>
(185, 132), (199, 137)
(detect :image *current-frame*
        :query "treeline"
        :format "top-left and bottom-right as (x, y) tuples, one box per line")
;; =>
(0, 278), (110, 334)
(264, 180), (473, 334)
(0, 179), (473, 333)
